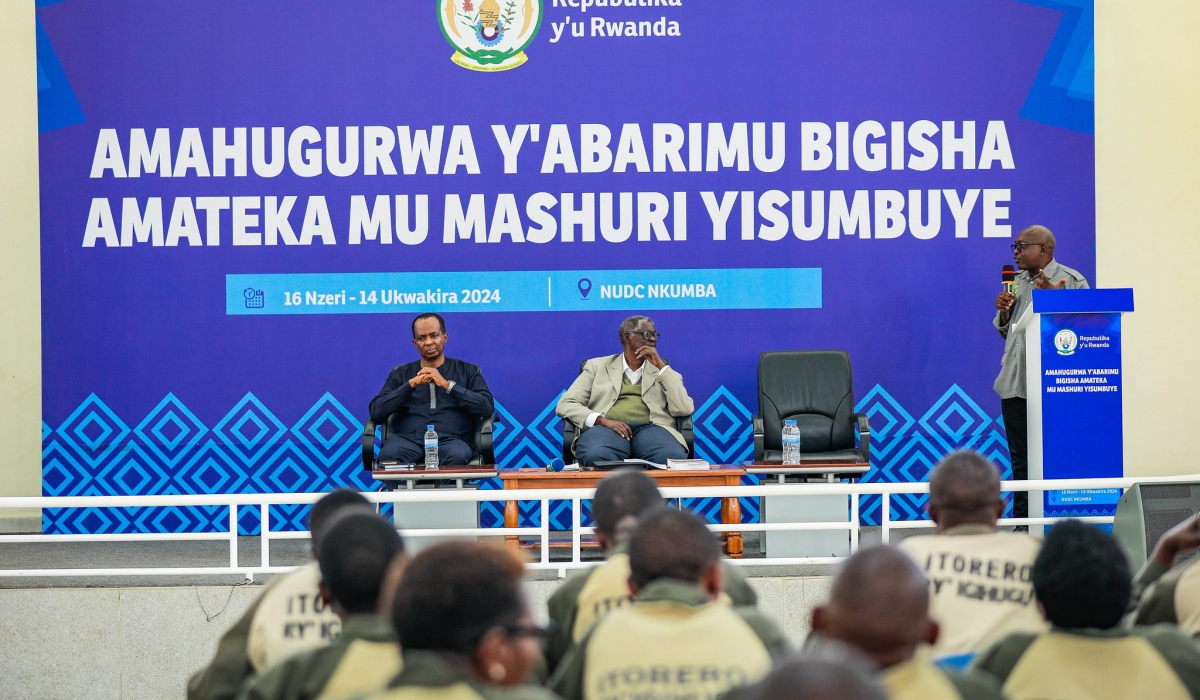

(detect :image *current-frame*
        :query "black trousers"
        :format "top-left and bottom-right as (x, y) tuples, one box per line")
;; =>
(1001, 397), (1028, 519)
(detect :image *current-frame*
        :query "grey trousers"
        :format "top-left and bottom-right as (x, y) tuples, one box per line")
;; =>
(575, 422), (687, 466)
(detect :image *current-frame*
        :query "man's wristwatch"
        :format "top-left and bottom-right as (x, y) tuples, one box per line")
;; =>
(445, 380), (456, 394)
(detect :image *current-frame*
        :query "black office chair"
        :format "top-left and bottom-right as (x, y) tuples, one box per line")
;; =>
(752, 350), (870, 463)
(560, 360), (694, 463)
(362, 412), (494, 470)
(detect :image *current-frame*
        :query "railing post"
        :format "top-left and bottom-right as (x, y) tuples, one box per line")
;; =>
(541, 499), (551, 565)
(229, 503), (239, 570)
(881, 493), (891, 545)
(850, 493), (859, 553)
(572, 496), (581, 569)
(260, 502), (270, 570)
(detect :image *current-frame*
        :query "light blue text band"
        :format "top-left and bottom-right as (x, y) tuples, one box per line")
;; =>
(227, 268), (822, 315)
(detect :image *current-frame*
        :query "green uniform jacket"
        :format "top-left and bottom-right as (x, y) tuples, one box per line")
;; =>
(189, 563), (340, 700)
(359, 650), (561, 700)
(236, 615), (401, 700)
(1131, 557), (1200, 636)
(880, 658), (1004, 700)
(544, 549), (759, 674)
(547, 578), (788, 700)
(189, 586), (266, 700)
(973, 626), (1200, 700)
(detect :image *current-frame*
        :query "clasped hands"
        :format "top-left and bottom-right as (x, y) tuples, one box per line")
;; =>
(408, 366), (450, 390)
(596, 347), (666, 441)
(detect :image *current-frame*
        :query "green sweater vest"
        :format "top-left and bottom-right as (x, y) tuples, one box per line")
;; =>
(605, 375), (651, 423)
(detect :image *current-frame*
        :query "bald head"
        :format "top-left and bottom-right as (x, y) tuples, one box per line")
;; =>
(928, 450), (1004, 531)
(1020, 224), (1055, 248)
(811, 546), (935, 668)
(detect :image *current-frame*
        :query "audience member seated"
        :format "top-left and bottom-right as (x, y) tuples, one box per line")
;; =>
(188, 490), (371, 700)
(810, 546), (1003, 700)
(237, 511), (405, 700)
(739, 646), (888, 700)
(974, 519), (1200, 699)
(545, 470), (758, 673)
(897, 450), (1045, 665)
(548, 508), (787, 700)
(368, 542), (556, 700)
(1130, 512), (1200, 635)
(369, 312), (495, 466)
(556, 316), (693, 467)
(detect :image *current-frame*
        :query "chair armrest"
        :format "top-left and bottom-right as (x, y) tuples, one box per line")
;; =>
(752, 414), (765, 462)
(855, 413), (871, 464)
(562, 418), (578, 463)
(478, 414), (495, 465)
(362, 419), (378, 471)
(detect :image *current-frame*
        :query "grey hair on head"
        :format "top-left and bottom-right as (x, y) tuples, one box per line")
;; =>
(1022, 225), (1056, 252)
(619, 315), (652, 340)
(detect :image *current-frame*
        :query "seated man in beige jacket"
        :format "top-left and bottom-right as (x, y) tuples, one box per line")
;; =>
(556, 316), (694, 467)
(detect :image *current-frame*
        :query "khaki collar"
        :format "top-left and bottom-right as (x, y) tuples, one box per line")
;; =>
(635, 578), (712, 607)
(391, 650), (475, 688)
(1051, 626), (1129, 639)
(339, 614), (397, 643)
(941, 523), (998, 536)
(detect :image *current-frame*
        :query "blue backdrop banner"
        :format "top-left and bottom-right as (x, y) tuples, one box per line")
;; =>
(36, 0), (1096, 532)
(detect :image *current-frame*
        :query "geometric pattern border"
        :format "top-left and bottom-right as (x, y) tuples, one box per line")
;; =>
(42, 383), (1009, 533)
(856, 383), (1013, 525)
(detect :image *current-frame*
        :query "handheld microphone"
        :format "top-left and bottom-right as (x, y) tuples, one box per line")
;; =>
(1002, 265), (1017, 295)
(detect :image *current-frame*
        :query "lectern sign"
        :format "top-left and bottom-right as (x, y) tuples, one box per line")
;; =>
(1040, 313), (1123, 481)
(1026, 289), (1134, 518)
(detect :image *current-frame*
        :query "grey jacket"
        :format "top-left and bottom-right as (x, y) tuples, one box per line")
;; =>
(993, 259), (1089, 399)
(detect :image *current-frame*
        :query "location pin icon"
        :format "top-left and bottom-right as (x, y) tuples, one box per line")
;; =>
(578, 278), (592, 299)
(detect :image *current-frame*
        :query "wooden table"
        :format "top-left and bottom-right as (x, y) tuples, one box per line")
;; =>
(499, 465), (749, 557)
(371, 465), (498, 490)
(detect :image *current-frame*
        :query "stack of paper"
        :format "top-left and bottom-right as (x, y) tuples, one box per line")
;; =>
(666, 459), (711, 471)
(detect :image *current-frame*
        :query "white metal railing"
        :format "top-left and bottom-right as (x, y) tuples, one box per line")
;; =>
(0, 475), (1191, 579)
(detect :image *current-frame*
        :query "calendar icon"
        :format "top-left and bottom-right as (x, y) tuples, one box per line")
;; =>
(243, 288), (265, 308)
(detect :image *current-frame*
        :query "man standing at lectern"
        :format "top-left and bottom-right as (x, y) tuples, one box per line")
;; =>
(557, 316), (694, 466)
(369, 313), (494, 465)
(994, 226), (1088, 519)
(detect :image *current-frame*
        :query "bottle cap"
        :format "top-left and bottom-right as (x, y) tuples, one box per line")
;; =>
(427, 424), (434, 429)
(784, 419), (796, 425)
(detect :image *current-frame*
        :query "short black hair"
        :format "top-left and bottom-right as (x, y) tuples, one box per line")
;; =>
(1033, 519), (1131, 629)
(317, 512), (404, 615)
(592, 470), (662, 539)
(411, 312), (446, 338)
(745, 652), (887, 700)
(628, 507), (720, 589)
(308, 489), (371, 552)
(392, 542), (525, 654)
(929, 450), (1001, 513)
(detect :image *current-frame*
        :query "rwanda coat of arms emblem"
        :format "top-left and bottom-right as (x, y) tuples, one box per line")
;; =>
(438, 0), (543, 71)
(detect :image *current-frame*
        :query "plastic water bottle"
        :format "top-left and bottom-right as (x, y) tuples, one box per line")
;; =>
(782, 420), (801, 465)
(424, 424), (439, 470)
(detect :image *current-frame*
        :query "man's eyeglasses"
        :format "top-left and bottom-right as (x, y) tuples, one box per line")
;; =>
(627, 330), (661, 341)
(1010, 242), (1046, 253)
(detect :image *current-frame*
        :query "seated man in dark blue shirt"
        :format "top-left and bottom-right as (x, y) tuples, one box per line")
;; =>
(368, 313), (494, 465)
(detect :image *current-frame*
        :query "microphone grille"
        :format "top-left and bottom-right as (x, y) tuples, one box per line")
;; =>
(1002, 265), (1016, 282)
